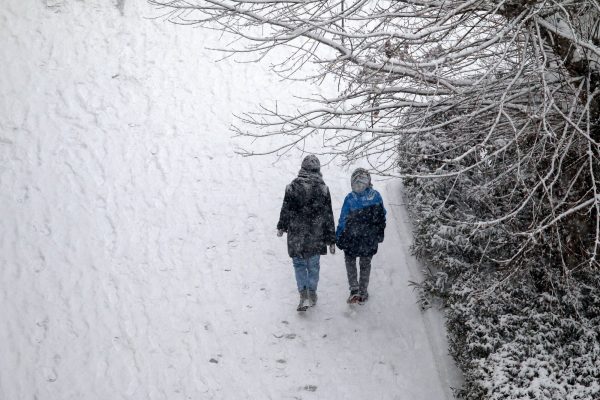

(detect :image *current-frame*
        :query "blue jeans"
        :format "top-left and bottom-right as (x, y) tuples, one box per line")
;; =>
(292, 255), (320, 292)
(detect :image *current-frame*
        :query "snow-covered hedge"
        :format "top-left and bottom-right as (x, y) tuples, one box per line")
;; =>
(403, 178), (600, 400)
(447, 272), (600, 399)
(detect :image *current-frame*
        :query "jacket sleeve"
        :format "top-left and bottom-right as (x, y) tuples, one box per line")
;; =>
(375, 191), (386, 242)
(277, 185), (292, 231)
(336, 194), (351, 241)
(323, 188), (336, 245)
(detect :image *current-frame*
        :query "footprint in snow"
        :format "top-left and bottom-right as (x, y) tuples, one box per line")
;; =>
(272, 333), (296, 339)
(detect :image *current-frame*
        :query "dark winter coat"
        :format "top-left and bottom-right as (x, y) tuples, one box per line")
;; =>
(277, 170), (336, 259)
(335, 187), (386, 257)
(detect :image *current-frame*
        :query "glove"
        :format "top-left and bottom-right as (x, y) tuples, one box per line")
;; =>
(277, 229), (284, 237)
(329, 244), (336, 254)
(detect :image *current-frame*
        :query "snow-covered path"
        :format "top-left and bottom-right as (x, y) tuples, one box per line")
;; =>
(0, 1), (459, 399)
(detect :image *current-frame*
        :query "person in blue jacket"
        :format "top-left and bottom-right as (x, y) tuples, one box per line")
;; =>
(336, 168), (386, 303)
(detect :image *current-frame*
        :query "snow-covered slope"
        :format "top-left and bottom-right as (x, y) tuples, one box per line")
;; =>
(0, 1), (459, 398)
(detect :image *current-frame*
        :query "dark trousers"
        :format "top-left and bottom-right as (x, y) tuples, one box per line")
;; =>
(344, 254), (372, 294)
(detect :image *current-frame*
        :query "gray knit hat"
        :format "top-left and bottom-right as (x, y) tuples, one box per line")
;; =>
(351, 168), (371, 193)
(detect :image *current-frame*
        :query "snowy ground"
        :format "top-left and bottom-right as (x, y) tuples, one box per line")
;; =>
(0, 1), (460, 399)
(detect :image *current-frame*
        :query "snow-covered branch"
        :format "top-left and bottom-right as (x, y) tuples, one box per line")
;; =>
(150, 0), (600, 270)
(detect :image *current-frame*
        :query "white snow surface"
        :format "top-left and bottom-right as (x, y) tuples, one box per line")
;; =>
(0, 1), (460, 399)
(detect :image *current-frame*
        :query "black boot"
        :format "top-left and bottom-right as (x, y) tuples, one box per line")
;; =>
(358, 291), (369, 304)
(347, 289), (360, 304)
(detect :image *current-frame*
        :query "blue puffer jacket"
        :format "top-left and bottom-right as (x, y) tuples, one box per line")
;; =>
(335, 187), (386, 257)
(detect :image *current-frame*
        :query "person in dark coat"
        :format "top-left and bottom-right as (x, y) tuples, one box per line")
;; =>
(336, 168), (386, 303)
(277, 155), (336, 310)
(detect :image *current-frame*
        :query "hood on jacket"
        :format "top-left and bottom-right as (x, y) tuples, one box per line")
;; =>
(351, 168), (371, 193)
(300, 155), (321, 173)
